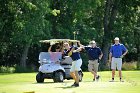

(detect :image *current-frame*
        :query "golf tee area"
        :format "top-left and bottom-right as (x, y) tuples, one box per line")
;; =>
(0, 71), (140, 93)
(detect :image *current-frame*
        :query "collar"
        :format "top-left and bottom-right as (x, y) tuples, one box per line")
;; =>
(114, 43), (120, 46)
(91, 46), (97, 48)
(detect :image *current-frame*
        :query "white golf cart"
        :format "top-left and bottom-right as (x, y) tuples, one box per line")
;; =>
(36, 39), (83, 83)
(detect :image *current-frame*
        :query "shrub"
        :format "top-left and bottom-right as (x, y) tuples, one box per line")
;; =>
(14, 65), (35, 73)
(0, 65), (35, 73)
(122, 62), (137, 70)
(0, 66), (15, 73)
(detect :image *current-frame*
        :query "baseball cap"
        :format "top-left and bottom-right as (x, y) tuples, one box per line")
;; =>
(89, 41), (96, 44)
(114, 37), (119, 41)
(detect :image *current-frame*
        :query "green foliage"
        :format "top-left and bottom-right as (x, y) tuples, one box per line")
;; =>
(14, 65), (35, 73)
(0, 66), (15, 73)
(0, 65), (36, 73)
(122, 62), (137, 70)
(0, 0), (139, 71)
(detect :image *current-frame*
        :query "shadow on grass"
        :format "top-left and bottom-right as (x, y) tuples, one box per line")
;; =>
(55, 86), (78, 89)
(32, 82), (55, 84)
(32, 81), (72, 84)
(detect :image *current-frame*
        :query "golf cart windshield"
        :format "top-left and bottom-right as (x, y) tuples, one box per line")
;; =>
(39, 52), (62, 63)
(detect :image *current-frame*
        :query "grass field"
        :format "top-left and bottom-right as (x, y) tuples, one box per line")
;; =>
(0, 71), (140, 93)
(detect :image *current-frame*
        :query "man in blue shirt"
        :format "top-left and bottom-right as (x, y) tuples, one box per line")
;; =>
(80, 40), (103, 81)
(109, 37), (128, 82)
(63, 42), (82, 87)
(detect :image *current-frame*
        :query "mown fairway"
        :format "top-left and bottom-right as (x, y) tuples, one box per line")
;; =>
(0, 71), (140, 93)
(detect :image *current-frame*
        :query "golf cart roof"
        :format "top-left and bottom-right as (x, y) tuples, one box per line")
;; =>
(39, 39), (79, 43)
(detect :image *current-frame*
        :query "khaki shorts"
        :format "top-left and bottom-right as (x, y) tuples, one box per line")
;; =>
(88, 60), (99, 72)
(70, 59), (82, 72)
(111, 57), (122, 70)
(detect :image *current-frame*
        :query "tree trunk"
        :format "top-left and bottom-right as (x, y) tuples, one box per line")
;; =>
(101, 0), (120, 70)
(135, 27), (140, 69)
(101, 36), (110, 70)
(20, 40), (31, 68)
(137, 45), (140, 70)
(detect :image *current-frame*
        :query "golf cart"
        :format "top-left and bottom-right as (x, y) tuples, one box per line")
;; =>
(36, 39), (83, 83)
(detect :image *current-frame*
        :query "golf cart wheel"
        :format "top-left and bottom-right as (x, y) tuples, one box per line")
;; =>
(36, 72), (44, 83)
(53, 71), (64, 82)
(78, 71), (83, 82)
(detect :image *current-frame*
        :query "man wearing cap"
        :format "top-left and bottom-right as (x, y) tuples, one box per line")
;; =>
(109, 37), (128, 82)
(63, 42), (82, 87)
(81, 40), (103, 81)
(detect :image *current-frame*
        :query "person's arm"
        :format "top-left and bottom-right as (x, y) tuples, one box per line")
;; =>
(68, 48), (74, 56)
(48, 45), (52, 52)
(68, 46), (82, 56)
(109, 46), (113, 63)
(121, 45), (128, 58)
(109, 52), (112, 63)
(99, 52), (103, 60)
(121, 49), (128, 58)
(73, 47), (82, 53)
(98, 48), (103, 60)
(123, 50), (128, 56)
(78, 41), (84, 48)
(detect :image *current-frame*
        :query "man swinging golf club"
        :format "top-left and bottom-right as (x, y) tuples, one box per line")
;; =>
(63, 42), (82, 87)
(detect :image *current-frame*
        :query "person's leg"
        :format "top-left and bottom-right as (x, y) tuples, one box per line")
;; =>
(71, 59), (82, 87)
(118, 70), (122, 79)
(75, 59), (82, 84)
(88, 60), (97, 80)
(75, 71), (79, 84)
(111, 58), (116, 81)
(117, 58), (122, 81)
(92, 70), (97, 80)
(70, 72), (76, 82)
(112, 69), (115, 80)
(93, 60), (100, 80)
(70, 61), (76, 83)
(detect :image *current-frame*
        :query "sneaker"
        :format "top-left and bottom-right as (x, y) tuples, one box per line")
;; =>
(96, 75), (100, 81)
(74, 83), (79, 87)
(71, 82), (76, 87)
(71, 82), (79, 87)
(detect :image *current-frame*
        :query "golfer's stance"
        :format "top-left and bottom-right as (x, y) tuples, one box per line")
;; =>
(109, 37), (128, 82)
(80, 41), (103, 81)
(63, 42), (82, 87)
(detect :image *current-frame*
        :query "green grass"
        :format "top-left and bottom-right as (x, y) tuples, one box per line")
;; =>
(0, 71), (140, 93)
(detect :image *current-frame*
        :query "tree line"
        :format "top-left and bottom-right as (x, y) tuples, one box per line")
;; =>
(0, 0), (140, 71)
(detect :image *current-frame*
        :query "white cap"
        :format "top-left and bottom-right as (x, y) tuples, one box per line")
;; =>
(89, 41), (96, 44)
(114, 37), (119, 41)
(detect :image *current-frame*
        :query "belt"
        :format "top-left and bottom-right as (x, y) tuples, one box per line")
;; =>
(89, 59), (98, 61)
(114, 57), (121, 58)
(73, 58), (80, 61)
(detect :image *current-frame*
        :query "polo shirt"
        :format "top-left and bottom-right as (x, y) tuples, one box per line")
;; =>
(85, 46), (102, 60)
(110, 43), (127, 58)
(64, 46), (81, 61)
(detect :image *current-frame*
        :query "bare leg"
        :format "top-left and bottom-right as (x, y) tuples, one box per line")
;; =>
(70, 72), (76, 82)
(75, 71), (79, 84)
(118, 70), (122, 78)
(112, 69), (115, 79)
(90, 70), (97, 79)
